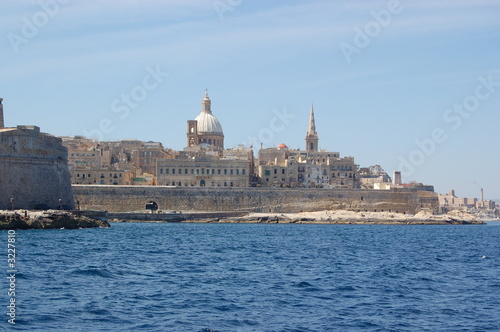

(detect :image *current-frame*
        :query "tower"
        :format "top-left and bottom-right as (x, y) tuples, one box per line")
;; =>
(0, 98), (4, 128)
(305, 104), (318, 152)
(393, 171), (402, 185)
(187, 120), (198, 147)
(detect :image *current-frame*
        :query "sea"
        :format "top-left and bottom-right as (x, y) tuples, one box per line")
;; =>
(3, 221), (500, 331)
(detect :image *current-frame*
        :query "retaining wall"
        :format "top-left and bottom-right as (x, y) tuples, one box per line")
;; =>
(73, 185), (433, 214)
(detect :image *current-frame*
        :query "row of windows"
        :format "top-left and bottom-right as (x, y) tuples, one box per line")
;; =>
(70, 153), (96, 157)
(166, 181), (244, 187)
(188, 137), (223, 146)
(159, 168), (246, 176)
(264, 168), (354, 176)
(76, 173), (123, 178)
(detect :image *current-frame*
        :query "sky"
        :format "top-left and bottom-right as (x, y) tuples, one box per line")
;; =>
(1, 0), (499, 199)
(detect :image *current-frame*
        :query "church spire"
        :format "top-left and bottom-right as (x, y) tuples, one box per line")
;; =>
(307, 103), (317, 136)
(305, 103), (319, 152)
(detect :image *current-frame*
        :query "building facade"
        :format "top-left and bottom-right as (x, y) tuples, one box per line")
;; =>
(157, 157), (250, 187)
(257, 105), (360, 188)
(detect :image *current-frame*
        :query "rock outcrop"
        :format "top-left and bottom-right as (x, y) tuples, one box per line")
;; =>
(0, 210), (110, 230)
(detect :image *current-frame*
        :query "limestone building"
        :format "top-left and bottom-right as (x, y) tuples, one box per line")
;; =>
(186, 89), (224, 152)
(61, 136), (173, 185)
(156, 91), (254, 187)
(0, 100), (75, 209)
(258, 105), (360, 188)
(157, 156), (250, 187)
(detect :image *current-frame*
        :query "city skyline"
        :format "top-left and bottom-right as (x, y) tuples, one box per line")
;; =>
(2, 0), (499, 198)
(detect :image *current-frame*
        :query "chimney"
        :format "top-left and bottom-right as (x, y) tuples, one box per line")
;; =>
(480, 188), (484, 202)
(0, 98), (4, 128)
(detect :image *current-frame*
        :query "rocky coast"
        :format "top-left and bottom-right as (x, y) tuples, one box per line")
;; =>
(183, 209), (487, 225)
(0, 210), (110, 230)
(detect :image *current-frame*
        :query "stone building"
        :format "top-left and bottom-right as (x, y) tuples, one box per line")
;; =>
(0, 99), (74, 209)
(186, 89), (224, 152)
(257, 105), (360, 188)
(72, 168), (135, 185)
(359, 165), (392, 189)
(157, 156), (250, 187)
(130, 141), (172, 175)
(61, 137), (173, 184)
(439, 190), (495, 210)
(156, 91), (253, 187)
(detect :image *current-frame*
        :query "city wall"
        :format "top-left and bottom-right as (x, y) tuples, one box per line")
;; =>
(73, 185), (435, 214)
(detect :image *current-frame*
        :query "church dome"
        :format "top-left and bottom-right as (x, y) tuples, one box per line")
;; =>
(194, 89), (223, 135)
(194, 112), (223, 134)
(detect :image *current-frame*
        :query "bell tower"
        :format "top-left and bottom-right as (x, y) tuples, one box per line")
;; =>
(305, 104), (318, 152)
(187, 120), (198, 147)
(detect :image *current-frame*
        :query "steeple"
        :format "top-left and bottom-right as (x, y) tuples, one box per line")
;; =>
(305, 104), (319, 152)
(202, 88), (212, 114)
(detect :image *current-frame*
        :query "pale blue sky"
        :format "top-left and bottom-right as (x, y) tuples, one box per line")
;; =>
(2, 0), (499, 198)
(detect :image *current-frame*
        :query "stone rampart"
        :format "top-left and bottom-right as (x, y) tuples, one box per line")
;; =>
(0, 127), (74, 210)
(73, 185), (430, 214)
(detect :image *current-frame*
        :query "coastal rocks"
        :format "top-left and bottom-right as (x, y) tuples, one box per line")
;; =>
(0, 210), (110, 230)
(210, 209), (486, 225)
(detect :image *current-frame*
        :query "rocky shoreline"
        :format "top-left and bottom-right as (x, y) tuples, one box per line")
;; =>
(0, 210), (110, 230)
(178, 210), (488, 225)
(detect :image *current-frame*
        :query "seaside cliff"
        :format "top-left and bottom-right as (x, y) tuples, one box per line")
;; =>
(0, 210), (110, 230)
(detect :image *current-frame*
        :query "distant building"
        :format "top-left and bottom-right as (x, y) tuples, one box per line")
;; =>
(185, 89), (224, 153)
(359, 165), (392, 189)
(156, 91), (253, 187)
(257, 105), (359, 188)
(61, 136), (173, 185)
(72, 168), (134, 185)
(157, 156), (250, 187)
(439, 189), (496, 210)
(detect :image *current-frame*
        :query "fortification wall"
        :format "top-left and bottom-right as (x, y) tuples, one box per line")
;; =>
(73, 185), (428, 214)
(0, 127), (75, 210)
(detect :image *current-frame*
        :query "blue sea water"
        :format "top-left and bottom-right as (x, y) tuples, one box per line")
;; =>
(2, 221), (500, 331)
